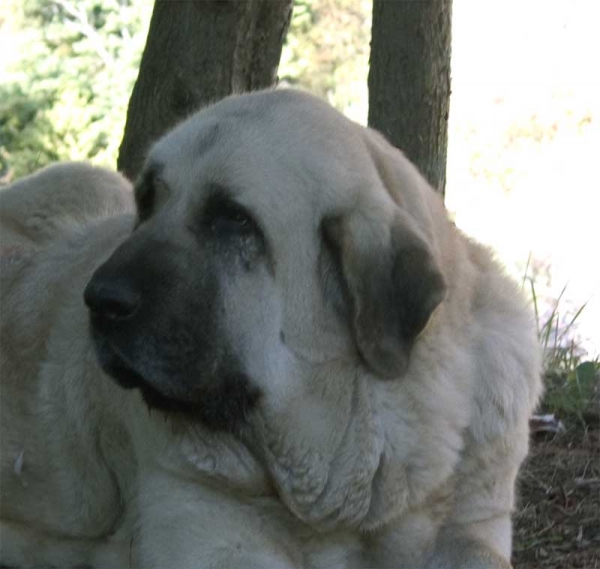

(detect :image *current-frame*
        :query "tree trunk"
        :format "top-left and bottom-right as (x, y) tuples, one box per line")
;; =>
(117, 0), (293, 181)
(368, 0), (452, 195)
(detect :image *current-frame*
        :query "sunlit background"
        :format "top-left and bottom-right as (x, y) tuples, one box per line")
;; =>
(447, 0), (599, 362)
(1, 0), (598, 359)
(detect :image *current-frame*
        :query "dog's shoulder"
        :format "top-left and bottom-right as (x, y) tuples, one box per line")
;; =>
(0, 162), (134, 250)
(459, 233), (542, 433)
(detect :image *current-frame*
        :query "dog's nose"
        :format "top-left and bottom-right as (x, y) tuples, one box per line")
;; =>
(84, 277), (141, 320)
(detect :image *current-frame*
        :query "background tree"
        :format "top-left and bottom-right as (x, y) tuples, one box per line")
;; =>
(1, 0), (451, 192)
(117, 0), (293, 181)
(279, 0), (370, 122)
(0, 0), (366, 183)
(368, 0), (452, 194)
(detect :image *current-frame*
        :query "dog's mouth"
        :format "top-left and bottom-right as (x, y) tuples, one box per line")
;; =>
(90, 328), (186, 410)
(90, 325), (261, 432)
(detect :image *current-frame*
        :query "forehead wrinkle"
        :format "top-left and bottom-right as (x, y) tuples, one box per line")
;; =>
(194, 120), (220, 158)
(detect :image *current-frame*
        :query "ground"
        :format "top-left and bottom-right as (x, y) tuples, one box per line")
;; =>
(513, 413), (600, 568)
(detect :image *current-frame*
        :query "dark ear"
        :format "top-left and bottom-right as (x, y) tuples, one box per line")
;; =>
(323, 209), (446, 378)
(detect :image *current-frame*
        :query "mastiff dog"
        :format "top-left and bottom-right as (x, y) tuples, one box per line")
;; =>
(0, 89), (542, 568)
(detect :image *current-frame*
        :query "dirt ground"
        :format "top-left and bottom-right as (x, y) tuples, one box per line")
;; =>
(513, 419), (600, 569)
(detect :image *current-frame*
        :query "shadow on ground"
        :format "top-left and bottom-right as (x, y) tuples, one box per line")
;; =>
(513, 418), (600, 568)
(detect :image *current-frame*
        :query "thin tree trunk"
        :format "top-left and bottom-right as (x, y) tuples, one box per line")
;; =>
(368, 0), (452, 195)
(118, 0), (293, 181)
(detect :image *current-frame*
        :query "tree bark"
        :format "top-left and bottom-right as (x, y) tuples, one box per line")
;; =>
(368, 0), (452, 195)
(117, 0), (293, 181)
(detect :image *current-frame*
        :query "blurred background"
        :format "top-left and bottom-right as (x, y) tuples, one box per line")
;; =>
(0, 0), (598, 362)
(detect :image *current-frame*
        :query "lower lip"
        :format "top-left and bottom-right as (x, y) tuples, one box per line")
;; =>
(92, 333), (144, 390)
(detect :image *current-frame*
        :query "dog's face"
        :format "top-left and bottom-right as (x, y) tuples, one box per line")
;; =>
(85, 89), (448, 528)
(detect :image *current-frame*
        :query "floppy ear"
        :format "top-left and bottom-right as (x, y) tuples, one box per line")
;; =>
(323, 203), (446, 379)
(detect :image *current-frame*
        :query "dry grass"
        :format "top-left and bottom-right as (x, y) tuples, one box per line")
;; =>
(513, 418), (600, 568)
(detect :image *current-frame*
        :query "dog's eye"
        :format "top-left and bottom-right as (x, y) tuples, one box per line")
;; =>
(135, 172), (157, 223)
(204, 197), (257, 237)
(135, 166), (169, 224)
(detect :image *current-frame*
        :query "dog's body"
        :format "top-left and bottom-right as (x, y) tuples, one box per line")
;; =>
(0, 90), (542, 568)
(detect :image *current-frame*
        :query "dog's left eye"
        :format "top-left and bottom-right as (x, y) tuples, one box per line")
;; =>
(204, 196), (258, 238)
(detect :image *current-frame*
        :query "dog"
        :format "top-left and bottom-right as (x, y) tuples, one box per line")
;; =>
(0, 162), (133, 250)
(0, 89), (542, 568)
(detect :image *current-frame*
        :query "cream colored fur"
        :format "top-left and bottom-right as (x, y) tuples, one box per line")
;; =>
(0, 90), (542, 568)
(0, 162), (133, 250)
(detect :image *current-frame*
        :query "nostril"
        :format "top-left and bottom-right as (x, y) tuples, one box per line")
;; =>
(84, 278), (141, 320)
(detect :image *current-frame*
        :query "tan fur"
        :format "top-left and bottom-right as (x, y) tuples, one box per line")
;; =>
(0, 90), (542, 568)
(0, 162), (133, 249)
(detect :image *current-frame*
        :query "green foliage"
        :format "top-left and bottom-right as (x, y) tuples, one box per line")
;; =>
(543, 360), (599, 428)
(0, 0), (150, 181)
(280, 0), (371, 122)
(0, 84), (60, 175)
(0, 0), (374, 180)
(526, 271), (599, 426)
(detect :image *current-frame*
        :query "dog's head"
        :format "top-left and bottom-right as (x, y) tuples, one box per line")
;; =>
(85, 89), (448, 528)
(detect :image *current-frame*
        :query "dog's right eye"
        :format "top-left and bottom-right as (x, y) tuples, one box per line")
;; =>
(135, 176), (155, 223)
(135, 166), (167, 224)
